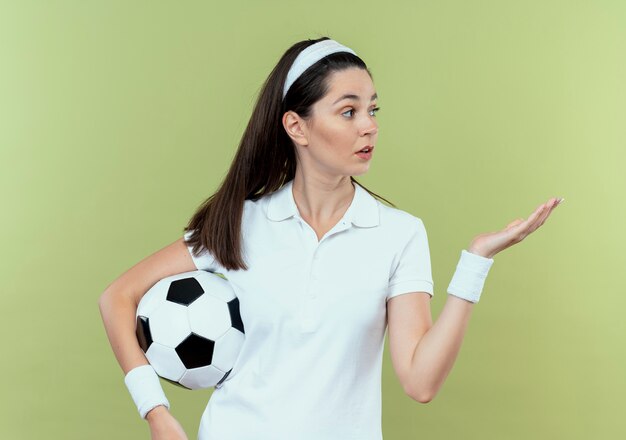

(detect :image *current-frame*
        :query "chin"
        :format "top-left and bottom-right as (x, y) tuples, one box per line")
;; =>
(351, 167), (370, 177)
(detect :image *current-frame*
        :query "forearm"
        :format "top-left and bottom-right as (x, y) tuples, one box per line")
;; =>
(99, 290), (172, 420)
(97, 289), (150, 374)
(407, 246), (492, 402)
(407, 294), (474, 402)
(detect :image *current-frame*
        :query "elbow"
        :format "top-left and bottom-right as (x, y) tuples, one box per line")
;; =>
(97, 292), (105, 309)
(414, 393), (434, 404)
(404, 383), (435, 404)
(98, 290), (110, 308)
(410, 390), (435, 404)
(98, 289), (136, 317)
(98, 289), (119, 312)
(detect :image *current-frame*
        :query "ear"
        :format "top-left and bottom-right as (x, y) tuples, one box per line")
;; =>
(282, 111), (309, 147)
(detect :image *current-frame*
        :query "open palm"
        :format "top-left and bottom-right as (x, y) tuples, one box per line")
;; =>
(468, 197), (564, 259)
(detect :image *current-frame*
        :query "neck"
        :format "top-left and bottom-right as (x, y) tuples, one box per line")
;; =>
(291, 174), (355, 224)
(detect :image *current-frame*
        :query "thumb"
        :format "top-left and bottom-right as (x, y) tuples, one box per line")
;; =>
(505, 218), (525, 229)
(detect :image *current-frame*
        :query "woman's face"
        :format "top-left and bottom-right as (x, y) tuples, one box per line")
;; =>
(294, 67), (379, 177)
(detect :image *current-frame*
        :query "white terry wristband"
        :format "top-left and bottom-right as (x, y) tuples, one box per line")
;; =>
(124, 364), (170, 419)
(447, 249), (495, 303)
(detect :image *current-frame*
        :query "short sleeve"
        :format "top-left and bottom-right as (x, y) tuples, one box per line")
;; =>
(386, 217), (434, 301)
(183, 230), (218, 272)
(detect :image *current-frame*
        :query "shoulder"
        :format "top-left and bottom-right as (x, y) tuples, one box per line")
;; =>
(368, 202), (428, 256)
(377, 202), (426, 234)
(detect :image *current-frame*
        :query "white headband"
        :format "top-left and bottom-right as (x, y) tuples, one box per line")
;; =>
(282, 39), (357, 100)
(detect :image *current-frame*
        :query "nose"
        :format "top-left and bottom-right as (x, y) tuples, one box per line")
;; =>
(361, 114), (378, 137)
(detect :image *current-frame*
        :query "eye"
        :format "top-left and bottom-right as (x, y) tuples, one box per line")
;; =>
(341, 108), (355, 118)
(341, 106), (381, 118)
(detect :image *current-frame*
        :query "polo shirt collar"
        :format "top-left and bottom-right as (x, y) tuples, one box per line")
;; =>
(266, 179), (379, 227)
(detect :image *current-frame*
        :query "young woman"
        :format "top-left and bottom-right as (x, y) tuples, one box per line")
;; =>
(98, 36), (562, 440)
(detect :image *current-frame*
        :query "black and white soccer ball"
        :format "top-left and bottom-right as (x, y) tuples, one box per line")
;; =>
(135, 270), (245, 390)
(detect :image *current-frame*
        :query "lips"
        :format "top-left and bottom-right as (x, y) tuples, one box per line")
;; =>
(356, 145), (374, 153)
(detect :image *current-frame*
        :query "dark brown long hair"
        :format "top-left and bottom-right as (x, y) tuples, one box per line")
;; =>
(184, 36), (396, 271)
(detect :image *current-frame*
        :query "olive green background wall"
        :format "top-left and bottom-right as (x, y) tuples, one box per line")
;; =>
(1, 1), (624, 438)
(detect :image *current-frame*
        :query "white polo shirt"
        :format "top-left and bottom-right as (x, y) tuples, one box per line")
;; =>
(184, 178), (434, 440)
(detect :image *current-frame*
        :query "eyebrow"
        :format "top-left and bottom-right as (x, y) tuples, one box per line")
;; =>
(332, 92), (378, 105)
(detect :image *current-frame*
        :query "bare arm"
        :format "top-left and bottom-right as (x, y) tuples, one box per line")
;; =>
(387, 292), (474, 403)
(388, 197), (562, 403)
(97, 236), (196, 426)
(98, 286), (153, 374)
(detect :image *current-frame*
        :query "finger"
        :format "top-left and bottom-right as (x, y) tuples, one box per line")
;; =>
(525, 202), (549, 233)
(538, 197), (560, 226)
(511, 198), (561, 238)
(531, 206), (550, 232)
(526, 203), (547, 227)
(531, 198), (557, 231)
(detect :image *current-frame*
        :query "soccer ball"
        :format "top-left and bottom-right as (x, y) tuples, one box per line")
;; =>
(135, 270), (245, 390)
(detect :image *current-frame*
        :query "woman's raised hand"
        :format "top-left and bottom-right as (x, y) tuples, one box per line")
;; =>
(467, 197), (564, 259)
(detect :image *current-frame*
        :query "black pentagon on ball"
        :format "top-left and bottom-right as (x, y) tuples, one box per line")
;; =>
(167, 277), (205, 306)
(228, 297), (245, 334)
(136, 315), (152, 352)
(175, 333), (215, 369)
